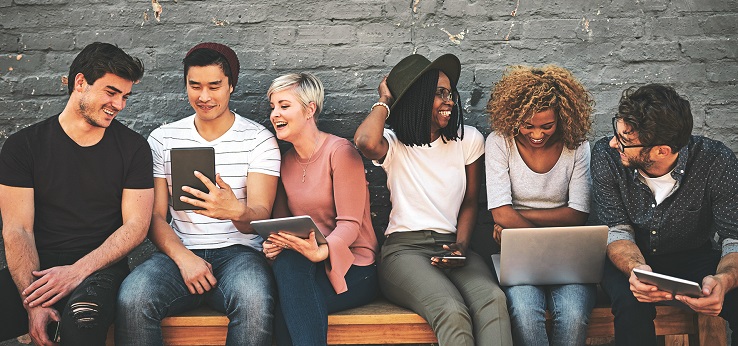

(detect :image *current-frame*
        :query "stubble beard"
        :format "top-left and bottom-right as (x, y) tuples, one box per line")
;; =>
(78, 97), (106, 128)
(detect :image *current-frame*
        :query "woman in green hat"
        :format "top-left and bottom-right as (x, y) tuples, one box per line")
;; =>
(354, 54), (513, 346)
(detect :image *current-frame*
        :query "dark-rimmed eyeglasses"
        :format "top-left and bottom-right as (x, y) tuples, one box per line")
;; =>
(435, 88), (455, 102)
(611, 117), (649, 153)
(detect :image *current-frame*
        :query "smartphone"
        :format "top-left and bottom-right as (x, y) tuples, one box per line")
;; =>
(46, 321), (61, 343)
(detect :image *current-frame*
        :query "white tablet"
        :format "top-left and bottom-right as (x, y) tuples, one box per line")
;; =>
(251, 215), (328, 245)
(633, 268), (704, 298)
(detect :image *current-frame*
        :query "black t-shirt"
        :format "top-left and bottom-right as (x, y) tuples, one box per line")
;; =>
(0, 114), (154, 252)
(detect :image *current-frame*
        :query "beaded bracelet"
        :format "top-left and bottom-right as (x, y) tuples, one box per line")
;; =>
(371, 102), (391, 120)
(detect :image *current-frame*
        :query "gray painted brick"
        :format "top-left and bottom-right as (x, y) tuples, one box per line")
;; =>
(13, 0), (68, 4)
(519, 0), (597, 17)
(701, 14), (738, 35)
(659, 63), (707, 84)
(270, 27), (298, 45)
(585, 18), (644, 39)
(358, 23), (411, 44)
(269, 48), (324, 69)
(295, 25), (356, 45)
(20, 32), (75, 51)
(673, 0), (738, 12)
(74, 30), (135, 49)
(706, 63), (738, 83)
(19, 75), (66, 96)
(618, 41), (681, 62)
(647, 17), (703, 38)
(325, 1), (385, 20)
(603, 0), (669, 14)
(324, 47), (388, 68)
(468, 21), (521, 42)
(681, 39), (738, 61)
(0, 33), (20, 52)
(439, 0), (490, 18)
(0, 52), (44, 73)
(522, 19), (583, 39)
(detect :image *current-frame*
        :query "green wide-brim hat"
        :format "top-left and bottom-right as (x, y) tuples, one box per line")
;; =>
(386, 53), (461, 110)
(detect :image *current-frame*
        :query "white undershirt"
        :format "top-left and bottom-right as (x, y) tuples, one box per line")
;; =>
(640, 169), (678, 205)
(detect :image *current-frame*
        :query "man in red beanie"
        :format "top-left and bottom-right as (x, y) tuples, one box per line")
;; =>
(116, 43), (280, 346)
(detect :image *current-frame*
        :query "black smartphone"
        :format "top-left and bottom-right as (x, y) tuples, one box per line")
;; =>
(46, 320), (60, 343)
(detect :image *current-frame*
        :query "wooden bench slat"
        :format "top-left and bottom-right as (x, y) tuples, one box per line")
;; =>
(105, 299), (727, 345)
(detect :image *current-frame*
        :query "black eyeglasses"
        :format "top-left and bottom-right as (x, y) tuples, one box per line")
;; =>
(611, 117), (649, 153)
(435, 88), (455, 102)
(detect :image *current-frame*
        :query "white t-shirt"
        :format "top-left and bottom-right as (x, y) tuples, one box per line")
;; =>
(148, 113), (280, 250)
(485, 132), (590, 213)
(374, 126), (485, 235)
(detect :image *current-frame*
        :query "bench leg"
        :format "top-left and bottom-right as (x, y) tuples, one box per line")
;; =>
(697, 314), (726, 346)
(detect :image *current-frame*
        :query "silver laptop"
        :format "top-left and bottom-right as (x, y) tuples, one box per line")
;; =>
(491, 225), (608, 286)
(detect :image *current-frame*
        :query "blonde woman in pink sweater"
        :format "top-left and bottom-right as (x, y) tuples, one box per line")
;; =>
(263, 72), (379, 346)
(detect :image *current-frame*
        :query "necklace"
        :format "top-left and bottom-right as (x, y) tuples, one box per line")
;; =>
(296, 133), (321, 183)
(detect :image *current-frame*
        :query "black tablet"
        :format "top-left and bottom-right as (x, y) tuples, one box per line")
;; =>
(251, 215), (328, 245)
(633, 268), (704, 298)
(170, 147), (216, 211)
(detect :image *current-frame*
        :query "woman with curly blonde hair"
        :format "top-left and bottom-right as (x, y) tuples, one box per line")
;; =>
(485, 65), (595, 346)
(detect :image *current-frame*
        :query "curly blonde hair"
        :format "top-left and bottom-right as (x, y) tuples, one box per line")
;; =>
(486, 65), (593, 150)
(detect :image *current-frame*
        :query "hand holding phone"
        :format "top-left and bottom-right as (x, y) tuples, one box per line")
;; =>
(46, 320), (61, 343)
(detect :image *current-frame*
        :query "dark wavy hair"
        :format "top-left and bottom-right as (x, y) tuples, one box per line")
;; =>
(67, 42), (144, 95)
(388, 69), (463, 146)
(486, 65), (593, 150)
(183, 49), (233, 88)
(616, 84), (693, 152)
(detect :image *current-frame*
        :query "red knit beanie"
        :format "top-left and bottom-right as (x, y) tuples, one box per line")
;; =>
(185, 42), (240, 87)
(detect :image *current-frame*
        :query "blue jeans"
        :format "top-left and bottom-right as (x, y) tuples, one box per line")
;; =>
(115, 245), (275, 346)
(271, 249), (378, 346)
(503, 283), (596, 346)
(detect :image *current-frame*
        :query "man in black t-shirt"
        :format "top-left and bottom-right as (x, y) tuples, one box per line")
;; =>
(0, 42), (154, 345)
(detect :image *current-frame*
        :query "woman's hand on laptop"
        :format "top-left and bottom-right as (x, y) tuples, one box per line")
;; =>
(492, 224), (504, 244)
(629, 265), (674, 302)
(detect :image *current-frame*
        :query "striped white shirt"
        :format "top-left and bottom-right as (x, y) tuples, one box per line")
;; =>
(148, 113), (280, 250)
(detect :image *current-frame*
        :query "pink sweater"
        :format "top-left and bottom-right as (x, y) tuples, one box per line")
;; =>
(281, 134), (378, 294)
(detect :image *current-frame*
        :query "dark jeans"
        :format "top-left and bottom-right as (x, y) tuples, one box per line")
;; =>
(0, 250), (128, 345)
(602, 244), (738, 346)
(272, 249), (378, 346)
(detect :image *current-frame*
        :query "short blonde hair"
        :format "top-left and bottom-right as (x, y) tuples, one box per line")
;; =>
(267, 72), (324, 119)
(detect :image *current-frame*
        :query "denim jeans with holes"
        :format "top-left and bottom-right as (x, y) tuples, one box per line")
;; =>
(0, 250), (128, 345)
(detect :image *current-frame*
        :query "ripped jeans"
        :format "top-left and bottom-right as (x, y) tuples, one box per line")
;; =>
(0, 250), (128, 345)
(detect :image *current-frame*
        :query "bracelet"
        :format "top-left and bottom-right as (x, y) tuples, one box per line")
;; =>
(371, 102), (390, 120)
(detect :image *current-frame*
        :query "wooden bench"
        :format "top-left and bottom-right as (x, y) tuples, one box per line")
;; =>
(105, 296), (727, 345)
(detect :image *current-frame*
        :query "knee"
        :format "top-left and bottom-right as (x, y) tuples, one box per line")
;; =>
(507, 301), (545, 326)
(551, 307), (590, 329)
(428, 297), (472, 328)
(224, 282), (275, 315)
(273, 250), (311, 275)
(609, 294), (655, 321)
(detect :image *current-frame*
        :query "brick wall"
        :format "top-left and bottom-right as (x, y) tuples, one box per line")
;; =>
(0, 0), (736, 242)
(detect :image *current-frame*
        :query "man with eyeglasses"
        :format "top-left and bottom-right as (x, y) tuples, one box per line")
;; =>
(591, 84), (738, 346)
